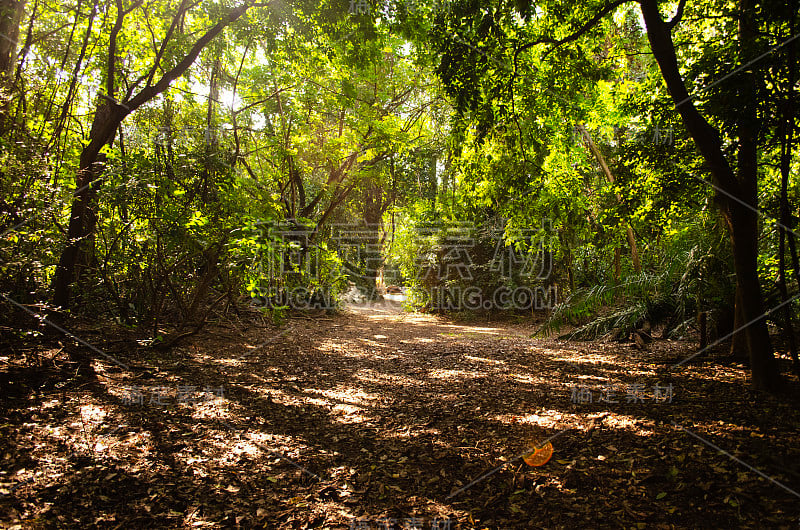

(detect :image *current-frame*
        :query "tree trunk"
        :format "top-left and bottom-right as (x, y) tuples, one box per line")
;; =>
(202, 55), (220, 204)
(51, 2), (251, 309)
(52, 103), (124, 308)
(728, 198), (778, 389)
(778, 225), (798, 371)
(0, 0), (26, 133)
(561, 230), (575, 292)
(730, 285), (748, 360)
(730, 0), (780, 390)
(640, 0), (781, 391)
(0, 0), (24, 78)
(360, 182), (388, 298)
(698, 311), (707, 350)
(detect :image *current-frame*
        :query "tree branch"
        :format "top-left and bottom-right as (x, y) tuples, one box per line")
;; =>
(126, 2), (256, 114)
(516, 0), (633, 58)
(107, 0), (141, 99)
(666, 0), (688, 31)
(143, 0), (190, 89)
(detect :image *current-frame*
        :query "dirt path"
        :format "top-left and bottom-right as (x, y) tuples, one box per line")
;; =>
(2, 306), (800, 528)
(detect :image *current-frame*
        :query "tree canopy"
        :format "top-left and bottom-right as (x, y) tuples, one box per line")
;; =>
(1, 0), (798, 386)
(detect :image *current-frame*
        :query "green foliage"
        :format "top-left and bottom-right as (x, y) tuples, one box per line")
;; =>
(0, 0), (797, 363)
(539, 266), (686, 340)
(230, 217), (347, 310)
(0, 140), (58, 305)
(539, 215), (736, 340)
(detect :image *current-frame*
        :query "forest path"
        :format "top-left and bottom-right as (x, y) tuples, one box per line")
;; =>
(3, 308), (800, 527)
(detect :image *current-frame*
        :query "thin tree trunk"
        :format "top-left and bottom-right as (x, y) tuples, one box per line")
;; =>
(698, 311), (707, 350)
(39, 0), (82, 148)
(561, 230), (575, 292)
(578, 122), (642, 273)
(778, 0), (798, 372)
(731, 0), (780, 389)
(777, 222), (798, 370)
(202, 55), (220, 203)
(185, 246), (220, 325)
(51, 0), (98, 149)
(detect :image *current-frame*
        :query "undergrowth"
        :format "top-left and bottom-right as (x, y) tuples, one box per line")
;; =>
(538, 245), (734, 340)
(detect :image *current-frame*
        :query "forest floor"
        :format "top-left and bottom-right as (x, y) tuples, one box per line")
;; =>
(2, 300), (800, 529)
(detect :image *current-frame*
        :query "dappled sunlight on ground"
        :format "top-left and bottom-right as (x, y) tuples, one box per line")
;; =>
(463, 354), (506, 365)
(305, 387), (382, 406)
(427, 368), (487, 380)
(3, 305), (799, 527)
